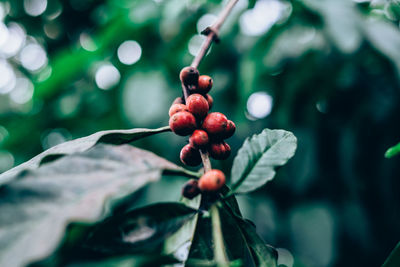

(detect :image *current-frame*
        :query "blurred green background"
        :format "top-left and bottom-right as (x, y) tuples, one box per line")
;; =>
(1, 0), (400, 266)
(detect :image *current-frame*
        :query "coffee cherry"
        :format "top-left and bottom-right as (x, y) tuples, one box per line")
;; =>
(180, 66), (199, 85)
(205, 94), (213, 110)
(197, 75), (213, 94)
(209, 141), (231, 160)
(223, 120), (235, 139)
(189, 129), (209, 148)
(180, 144), (202, 166)
(169, 104), (188, 117)
(202, 112), (228, 137)
(182, 179), (201, 199)
(172, 96), (184, 105)
(169, 111), (197, 136)
(186, 94), (209, 118)
(198, 169), (226, 192)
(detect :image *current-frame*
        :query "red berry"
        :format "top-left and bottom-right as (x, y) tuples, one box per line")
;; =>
(198, 169), (226, 192)
(172, 96), (184, 105)
(209, 141), (231, 160)
(180, 144), (202, 166)
(186, 94), (209, 118)
(180, 66), (199, 85)
(169, 104), (188, 117)
(189, 129), (209, 148)
(182, 179), (201, 199)
(169, 111), (197, 136)
(205, 94), (213, 110)
(197, 75), (213, 94)
(202, 112), (228, 137)
(223, 120), (235, 139)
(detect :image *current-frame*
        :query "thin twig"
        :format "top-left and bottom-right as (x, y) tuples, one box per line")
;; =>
(182, 0), (239, 173)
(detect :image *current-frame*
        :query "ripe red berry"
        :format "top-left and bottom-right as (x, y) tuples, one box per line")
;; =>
(198, 169), (226, 192)
(169, 111), (197, 136)
(197, 75), (213, 94)
(180, 144), (202, 166)
(205, 94), (213, 110)
(186, 94), (209, 118)
(180, 66), (199, 85)
(169, 104), (188, 117)
(189, 129), (209, 148)
(202, 112), (228, 137)
(172, 96), (184, 105)
(182, 179), (201, 199)
(209, 141), (231, 160)
(223, 120), (235, 139)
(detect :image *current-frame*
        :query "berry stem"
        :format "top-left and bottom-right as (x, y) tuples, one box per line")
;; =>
(191, 0), (239, 69)
(181, 0), (238, 172)
(199, 148), (212, 172)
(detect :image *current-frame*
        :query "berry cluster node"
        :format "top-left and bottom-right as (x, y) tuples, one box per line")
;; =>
(170, 66), (236, 197)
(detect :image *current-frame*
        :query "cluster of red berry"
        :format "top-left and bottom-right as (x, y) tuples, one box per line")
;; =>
(169, 66), (235, 199)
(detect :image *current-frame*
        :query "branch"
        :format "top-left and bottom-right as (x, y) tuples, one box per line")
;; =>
(181, 0), (239, 173)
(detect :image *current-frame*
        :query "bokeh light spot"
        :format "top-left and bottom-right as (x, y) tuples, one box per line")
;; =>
(0, 22), (9, 47)
(247, 92), (273, 119)
(95, 64), (120, 90)
(240, 0), (288, 36)
(0, 150), (14, 172)
(80, 33), (98, 51)
(20, 43), (48, 71)
(277, 248), (294, 267)
(24, 0), (47, 17)
(10, 78), (34, 104)
(0, 60), (16, 94)
(188, 35), (208, 57)
(197, 14), (217, 34)
(41, 128), (72, 150)
(0, 126), (9, 144)
(0, 23), (26, 57)
(117, 40), (142, 65)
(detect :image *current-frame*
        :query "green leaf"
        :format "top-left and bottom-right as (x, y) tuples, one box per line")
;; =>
(382, 241), (400, 267)
(364, 19), (400, 76)
(62, 254), (180, 267)
(76, 202), (197, 256)
(385, 142), (400, 158)
(188, 212), (214, 261)
(234, 218), (277, 267)
(302, 0), (362, 53)
(218, 204), (256, 267)
(163, 196), (202, 264)
(231, 129), (297, 193)
(0, 144), (187, 267)
(0, 126), (171, 186)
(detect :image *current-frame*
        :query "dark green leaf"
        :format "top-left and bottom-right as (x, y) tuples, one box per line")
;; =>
(231, 129), (297, 193)
(385, 142), (400, 158)
(188, 212), (214, 261)
(0, 126), (171, 186)
(364, 20), (400, 76)
(78, 202), (197, 255)
(218, 205), (256, 267)
(0, 144), (187, 267)
(234, 217), (278, 267)
(382, 241), (400, 267)
(40, 254), (179, 267)
(163, 196), (202, 264)
(302, 0), (362, 53)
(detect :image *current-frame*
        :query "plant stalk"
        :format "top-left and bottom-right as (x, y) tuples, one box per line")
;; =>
(181, 0), (239, 174)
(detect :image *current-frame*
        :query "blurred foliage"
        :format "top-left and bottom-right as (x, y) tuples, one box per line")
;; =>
(1, 0), (400, 266)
